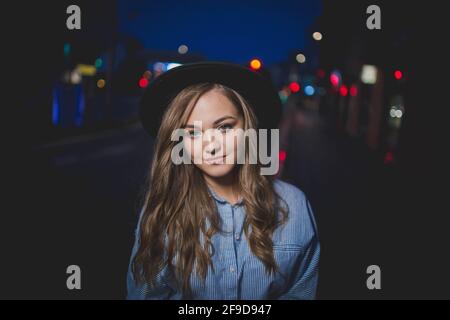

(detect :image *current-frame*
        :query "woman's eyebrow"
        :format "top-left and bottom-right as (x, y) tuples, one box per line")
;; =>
(184, 116), (236, 128)
(184, 124), (200, 129)
(213, 116), (236, 124)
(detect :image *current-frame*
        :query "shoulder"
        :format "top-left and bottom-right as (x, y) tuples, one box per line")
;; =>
(273, 179), (307, 204)
(272, 179), (319, 245)
(273, 179), (309, 220)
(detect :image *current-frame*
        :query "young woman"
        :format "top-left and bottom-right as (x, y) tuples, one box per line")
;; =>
(127, 62), (320, 299)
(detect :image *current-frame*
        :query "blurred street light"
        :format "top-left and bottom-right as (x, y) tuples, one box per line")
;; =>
(76, 64), (96, 76)
(296, 53), (306, 63)
(95, 58), (103, 69)
(139, 78), (149, 88)
(339, 85), (348, 97)
(64, 43), (71, 57)
(304, 85), (315, 96)
(312, 32), (323, 41)
(289, 82), (300, 93)
(361, 65), (378, 84)
(153, 62), (166, 72)
(142, 70), (152, 79)
(279, 150), (287, 161)
(178, 45), (189, 54)
(330, 70), (341, 87)
(97, 79), (106, 89)
(70, 70), (82, 84)
(350, 85), (358, 97)
(394, 70), (403, 80)
(167, 63), (182, 70)
(389, 106), (404, 118)
(249, 59), (262, 70)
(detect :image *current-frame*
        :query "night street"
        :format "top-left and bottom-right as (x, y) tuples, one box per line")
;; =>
(4, 0), (447, 301)
(5, 103), (445, 299)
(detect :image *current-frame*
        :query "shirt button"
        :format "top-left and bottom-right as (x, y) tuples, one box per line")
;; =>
(235, 233), (240, 240)
(229, 266), (235, 272)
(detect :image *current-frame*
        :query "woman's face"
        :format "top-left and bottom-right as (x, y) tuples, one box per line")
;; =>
(183, 89), (244, 179)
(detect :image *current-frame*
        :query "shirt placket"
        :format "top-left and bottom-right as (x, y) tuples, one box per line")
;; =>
(220, 203), (239, 300)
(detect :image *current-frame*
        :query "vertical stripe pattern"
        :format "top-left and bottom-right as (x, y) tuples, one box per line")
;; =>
(127, 179), (320, 300)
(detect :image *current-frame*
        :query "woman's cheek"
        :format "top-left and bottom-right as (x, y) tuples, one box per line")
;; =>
(183, 140), (195, 163)
(192, 139), (206, 164)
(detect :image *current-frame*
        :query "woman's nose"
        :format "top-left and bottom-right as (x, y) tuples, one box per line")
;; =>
(204, 139), (221, 155)
(203, 131), (222, 155)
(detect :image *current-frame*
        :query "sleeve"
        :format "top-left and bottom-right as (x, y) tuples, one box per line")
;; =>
(278, 197), (320, 300)
(126, 206), (175, 300)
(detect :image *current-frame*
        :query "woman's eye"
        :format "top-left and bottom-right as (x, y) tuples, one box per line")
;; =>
(187, 130), (202, 138)
(218, 124), (233, 133)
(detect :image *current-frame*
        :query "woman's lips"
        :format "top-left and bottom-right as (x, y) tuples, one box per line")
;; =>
(204, 155), (227, 165)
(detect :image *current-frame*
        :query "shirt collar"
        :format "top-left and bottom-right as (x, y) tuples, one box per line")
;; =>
(206, 183), (244, 207)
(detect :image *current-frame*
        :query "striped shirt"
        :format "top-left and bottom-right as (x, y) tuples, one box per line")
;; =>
(126, 179), (320, 299)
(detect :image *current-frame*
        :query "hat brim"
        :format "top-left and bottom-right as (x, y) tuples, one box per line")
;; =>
(139, 61), (282, 138)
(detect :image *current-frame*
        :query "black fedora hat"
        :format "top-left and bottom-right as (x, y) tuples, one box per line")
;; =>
(139, 61), (282, 138)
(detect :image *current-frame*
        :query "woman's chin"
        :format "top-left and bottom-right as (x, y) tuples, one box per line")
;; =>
(199, 163), (235, 178)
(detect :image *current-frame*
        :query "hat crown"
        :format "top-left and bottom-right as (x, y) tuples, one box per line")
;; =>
(139, 61), (281, 138)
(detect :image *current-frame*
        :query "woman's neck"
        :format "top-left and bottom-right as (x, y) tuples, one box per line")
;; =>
(203, 172), (241, 205)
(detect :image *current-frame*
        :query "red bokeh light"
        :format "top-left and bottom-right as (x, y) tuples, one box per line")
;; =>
(279, 150), (287, 162)
(330, 74), (339, 87)
(289, 82), (300, 93)
(250, 59), (262, 70)
(139, 78), (149, 88)
(394, 70), (403, 80)
(339, 85), (348, 97)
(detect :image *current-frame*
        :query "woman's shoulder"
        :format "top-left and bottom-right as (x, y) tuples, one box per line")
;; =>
(273, 178), (307, 204)
(272, 179), (319, 244)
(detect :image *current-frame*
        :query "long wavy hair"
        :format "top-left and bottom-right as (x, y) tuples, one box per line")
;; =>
(132, 82), (289, 298)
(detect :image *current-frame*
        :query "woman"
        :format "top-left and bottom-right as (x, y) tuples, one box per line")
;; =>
(127, 62), (320, 299)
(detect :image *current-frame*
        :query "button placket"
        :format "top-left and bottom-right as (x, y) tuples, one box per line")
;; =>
(233, 205), (243, 242)
(227, 204), (238, 293)
(218, 204), (238, 297)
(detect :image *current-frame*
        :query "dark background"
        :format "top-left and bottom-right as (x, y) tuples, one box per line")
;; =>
(2, 0), (447, 299)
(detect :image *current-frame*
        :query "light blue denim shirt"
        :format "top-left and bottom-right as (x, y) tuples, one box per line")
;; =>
(127, 179), (320, 300)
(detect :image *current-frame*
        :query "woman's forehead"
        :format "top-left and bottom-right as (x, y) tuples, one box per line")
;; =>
(186, 89), (241, 124)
